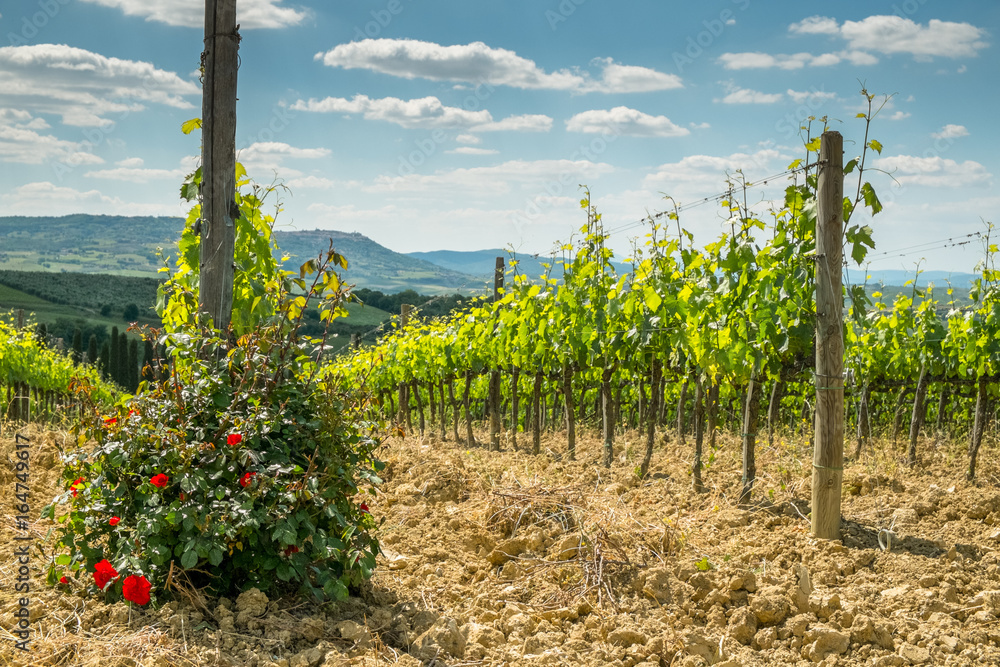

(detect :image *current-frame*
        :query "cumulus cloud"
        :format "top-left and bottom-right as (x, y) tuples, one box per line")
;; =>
(446, 147), (500, 156)
(931, 124), (969, 140)
(642, 149), (787, 190)
(1, 181), (185, 216)
(0, 44), (198, 127)
(79, 0), (308, 29)
(786, 89), (839, 104)
(236, 141), (330, 177)
(874, 155), (991, 188)
(368, 159), (615, 196)
(291, 94), (552, 132)
(84, 156), (197, 183)
(0, 109), (103, 165)
(455, 134), (482, 145)
(566, 107), (689, 137)
(789, 16), (840, 35)
(314, 39), (682, 93)
(840, 16), (988, 59)
(781, 16), (988, 64)
(717, 87), (783, 104)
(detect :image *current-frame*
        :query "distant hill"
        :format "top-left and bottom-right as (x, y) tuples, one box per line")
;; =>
(0, 215), (484, 295)
(407, 249), (632, 282)
(0, 215), (976, 291)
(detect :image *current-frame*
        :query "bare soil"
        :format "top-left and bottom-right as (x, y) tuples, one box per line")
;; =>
(3, 422), (1000, 667)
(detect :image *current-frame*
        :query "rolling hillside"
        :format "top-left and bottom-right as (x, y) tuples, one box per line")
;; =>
(0, 215), (484, 294)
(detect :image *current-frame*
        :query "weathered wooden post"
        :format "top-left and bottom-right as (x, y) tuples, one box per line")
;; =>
(396, 304), (411, 431)
(199, 0), (239, 330)
(489, 257), (504, 450)
(812, 130), (845, 540)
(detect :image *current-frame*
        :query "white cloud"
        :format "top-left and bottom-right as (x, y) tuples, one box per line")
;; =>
(474, 115), (553, 132)
(446, 147), (500, 156)
(841, 16), (988, 59)
(1, 181), (185, 216)
(690, 122), (711, 130)
(789, 16), (840, 35)
(79, 0), (308, 29)
(887, 111), (911, 121)
(234, 142), (329, 179)
(368, 159), (615, 196)
(566, 107), (689, 137)
(786, 89), (838, 104)
(874, 155), (991, 188)
(642, 149), (787, 190)
(314, 39), (682, 93)
(785, 16), (988, 61)
(931, 124), (969, 140)
(0, 109), (102, 165)
(718, 52), (816, 70)
(84, 155), (197, 183)
(291, 94), (552, 132)
(285, 175), (361, 190)
(717, 87), (783, 105)
(455, 134), (482, 145)
(0, 44), (198, 127)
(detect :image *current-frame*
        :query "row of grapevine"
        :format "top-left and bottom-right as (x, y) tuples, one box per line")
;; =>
(328, 110), (996, 493)
(1, 317), (117, 421)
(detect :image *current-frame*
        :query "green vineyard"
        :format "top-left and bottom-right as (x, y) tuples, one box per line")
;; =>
(328, 135), (997, 496)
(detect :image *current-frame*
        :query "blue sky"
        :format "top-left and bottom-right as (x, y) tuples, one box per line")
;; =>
(1, 0), (997, 273)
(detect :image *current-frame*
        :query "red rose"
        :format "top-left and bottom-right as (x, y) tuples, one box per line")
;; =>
(179, 492), (187, 501)
(127, 410), (138, 418)
(70, 477), (85, 498)
(59, 576), (68, 584)
(150, 474), (169, 488)
(360, 503), (370, 514)
(239, 472), (258, 488)
(109, 517), (121, 526)
(282, 545), (300, 557)
(93, 559), (118, 590)
(122, 574), (151, 606)
(227, 433), (243, 446)
(103, 416), (117, 426)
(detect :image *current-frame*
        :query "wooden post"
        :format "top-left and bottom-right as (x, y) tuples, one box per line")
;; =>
(199, 0), (239, 330)
(16, 309), (24, 330)
(968, 377), (988, 480)
(489, 257), (504, 451)
(396, 304), (411, 429)
(692, 377), (705, 493)
(351, 333), (361, 350)
(907, 366), (929, 466)
(740, 375), (759, 504)
(811, 130), (845, 541)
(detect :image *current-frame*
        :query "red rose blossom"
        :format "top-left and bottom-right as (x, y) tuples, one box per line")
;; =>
(109, 516), (121, 526)
(59, 576), (68, 584)
(93, 559), (118, 590)
(122, 574), (151, 606)
(239, 472), (258, 488)
(70, 477), (85, 497)
(282, 545), (300, 557)
(103, 416), (117, 426)
(150, 473), (169, 488)
(360, 503), (370, 514)
(227, 433), (243, 446)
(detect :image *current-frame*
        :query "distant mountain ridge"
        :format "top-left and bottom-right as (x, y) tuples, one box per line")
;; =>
(0, 215), (977, 291)
(0, 215), (484, 294)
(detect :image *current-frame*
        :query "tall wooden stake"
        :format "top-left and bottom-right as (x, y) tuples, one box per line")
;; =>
(199, 0), (239, 330)
(489, 257), (504, 450)
(396, 304), (411, 429)
(811, 130), (845, 540)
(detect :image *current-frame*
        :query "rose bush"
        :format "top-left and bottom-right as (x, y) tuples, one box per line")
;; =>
(44, 145), (384, 603)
